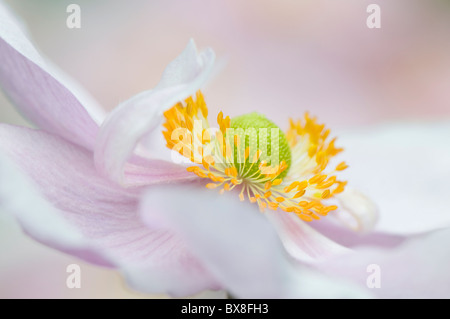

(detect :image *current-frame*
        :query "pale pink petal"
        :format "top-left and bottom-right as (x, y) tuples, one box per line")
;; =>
(120, 158), (198, 186)
(0, 124), (218, 296)
(0, 2), (105, 151)
(318, 228), (450, 298)
(309, 219), (405, 250)
(265, 211), (351, 263)
(141, 184), (371, 298)
(339, 121), (450, 235)
(0, 151), (109, 266)
(95, 39), (215, 187)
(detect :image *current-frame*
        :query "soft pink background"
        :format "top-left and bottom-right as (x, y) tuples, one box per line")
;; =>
(1, 0), (449, 298)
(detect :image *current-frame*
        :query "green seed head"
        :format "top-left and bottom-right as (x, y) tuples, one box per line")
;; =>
(228, 112), (291, 180)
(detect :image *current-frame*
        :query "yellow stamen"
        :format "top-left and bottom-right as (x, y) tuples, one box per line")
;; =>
(336, 161), (349, 171)
(162, 92), (347, 223)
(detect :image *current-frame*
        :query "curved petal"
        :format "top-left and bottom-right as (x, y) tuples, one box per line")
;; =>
(309, 219), (406, 250)
(265, 211), (351, 263)
(0, 2), (105, 151)
(95, 39), (215, 187)
(318, 227), (450, 298)
(141, 183), (372, 298)
(339, 121), (450, 235)
(0, 142), (109, 266)
(0, 124), (219, 296)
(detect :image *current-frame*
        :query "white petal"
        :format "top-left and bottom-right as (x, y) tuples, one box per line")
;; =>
(319, 227), (450, 298)
(266, 211), (351, 263)
(339, 121), (450, 235)
(0, 125), (219, 296)
(0, 149), (107, 264)
(0, 2), (105, 150)
(95, 39), (215, 186)
(140, 183), (371, 298)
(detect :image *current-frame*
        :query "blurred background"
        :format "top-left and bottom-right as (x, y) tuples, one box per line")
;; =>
(1, 0), (450, 298)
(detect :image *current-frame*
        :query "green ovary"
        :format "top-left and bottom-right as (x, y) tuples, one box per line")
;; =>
(229, 112), (291, 180)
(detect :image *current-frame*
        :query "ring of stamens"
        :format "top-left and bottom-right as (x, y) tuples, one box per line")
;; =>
(162, 91), (348, 222)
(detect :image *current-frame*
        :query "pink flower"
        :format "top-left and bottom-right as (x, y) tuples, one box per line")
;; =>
(2, 2), (450, 298)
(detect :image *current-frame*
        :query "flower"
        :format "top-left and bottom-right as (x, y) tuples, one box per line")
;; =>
(162, 94), (348, 221)
(0, 1), (371, 298)
(2, 1), (450, 299)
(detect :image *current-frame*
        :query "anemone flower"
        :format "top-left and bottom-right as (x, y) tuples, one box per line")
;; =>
(0, 1), (373, 298)
(2, 2), (450, 299)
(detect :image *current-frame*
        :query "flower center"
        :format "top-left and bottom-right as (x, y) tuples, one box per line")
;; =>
(229, 112), (291, 180)
(162, 91), (349, 222)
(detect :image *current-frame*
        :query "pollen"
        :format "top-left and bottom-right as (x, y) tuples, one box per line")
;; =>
(162, 91), (348, 222)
